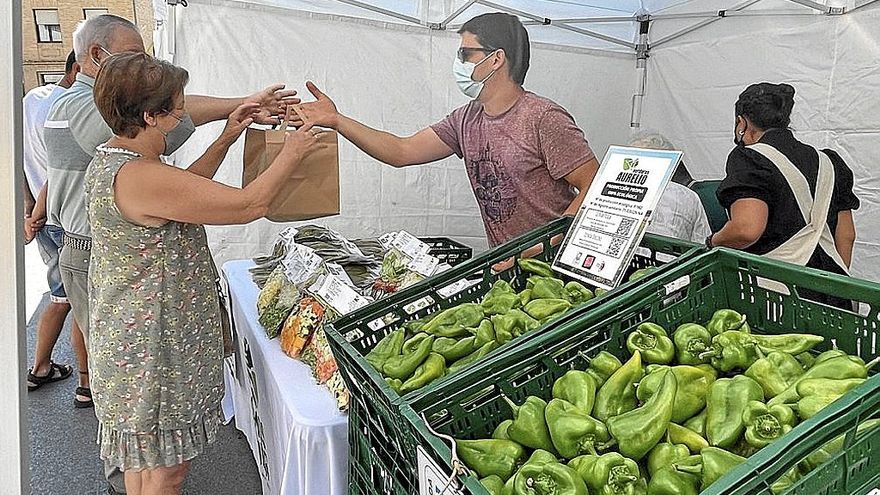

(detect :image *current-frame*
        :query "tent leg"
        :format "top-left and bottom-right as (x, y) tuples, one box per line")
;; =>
(0, 0), (30, 491)
(631, 19), (650, 128)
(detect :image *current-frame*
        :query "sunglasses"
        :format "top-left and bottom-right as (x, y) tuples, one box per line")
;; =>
(457, 46), (497, 62)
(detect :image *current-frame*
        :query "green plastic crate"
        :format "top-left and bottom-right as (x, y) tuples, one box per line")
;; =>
(399, 247), (880, 495)
(325, 217), (703, 494)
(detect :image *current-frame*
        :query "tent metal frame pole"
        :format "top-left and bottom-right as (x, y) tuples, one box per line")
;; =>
(435, 0), (477, 29)
(850, 0), (879, 12)
(651, 9), (817, 19)
(782, 0), (831, 12)
(332, 0), (423, 25)
(0, 0), (29, 492)
(475, 0), (636, 49)
(652, 0), (763, 48)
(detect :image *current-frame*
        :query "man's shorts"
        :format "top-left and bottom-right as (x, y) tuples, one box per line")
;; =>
(35, 224), (67, 304)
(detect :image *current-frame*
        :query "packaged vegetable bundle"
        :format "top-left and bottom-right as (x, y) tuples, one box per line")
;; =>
(444, 308), (878, 495)
(257, 266), (302, 339)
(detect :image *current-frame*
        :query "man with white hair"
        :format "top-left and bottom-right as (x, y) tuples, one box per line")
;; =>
(44, 14), (297, 495)
(629, 132), (712, 243)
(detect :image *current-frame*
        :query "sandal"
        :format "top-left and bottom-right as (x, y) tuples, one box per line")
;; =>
(74, 385), (94, 409)
(27, 362), (73, 391)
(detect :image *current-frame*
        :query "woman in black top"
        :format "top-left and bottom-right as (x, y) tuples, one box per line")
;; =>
(708, 83), (859, 307)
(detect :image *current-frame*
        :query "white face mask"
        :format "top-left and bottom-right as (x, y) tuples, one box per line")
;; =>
(453, 51), (497, 99)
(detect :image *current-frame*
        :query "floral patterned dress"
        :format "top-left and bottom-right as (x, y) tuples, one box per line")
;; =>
(85, 146), (224, 471)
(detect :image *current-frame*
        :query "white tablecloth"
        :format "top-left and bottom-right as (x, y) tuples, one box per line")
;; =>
(222, 260), (348, 495)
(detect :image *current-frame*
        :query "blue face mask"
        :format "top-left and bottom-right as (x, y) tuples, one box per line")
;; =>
(453, 51), (497, 99)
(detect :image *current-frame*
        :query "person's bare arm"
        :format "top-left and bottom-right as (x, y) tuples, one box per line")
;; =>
(562, 158), (600, 216)
(24, 184), (48, 243)
(187, 103), (259, 179)
(114, 125), (324, 226)
(297, 82), (453, 167)
(834, 210), (856, 268)
(710, 198), (769, 249)
(186, 84), (299, 126)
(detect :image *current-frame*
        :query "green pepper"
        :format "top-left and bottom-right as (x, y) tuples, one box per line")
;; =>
(683, 409), (707, 437)
(432, 336), (479, 362)
(456, 438), (527, 480)
(706, 309), (750, 336)
(666, 423), (709, 453)
(514, 462), (588, 495)
(565, 281), (595, 306)
(518, 258), (556, 278)
(552, 370), (597, 415)
(628, 266), (657, 282)
(742, 400), (797, 448)
(546, 399), (611, 459)
(504, 396), (557, 453)
(474, 319), (496, 346)
(493, 419), (513, 440)
(768, 355), (874, 406)
(385, 377), (403, 394)
(366, 329), (405, 371)
(812, 349), (870, 367)
(626, 323), (674, 364)
(482, 280), (521, 315)
(607, 369), (677, 460)
(647, 440), (691, 477)
(481, 475), (506, 495)
(402, 318), (429, 335)
(705, 375), (764, 448)
(519, 289), (533, 306)
(568, 452), (646, 495)
(800, 419), (880, 472)
(586, 351), (622, 387)
(745, 351), (805, 399)
(594, 287), (608, 297)
(593, 351), (644, 422)
(770, 467), (800, 495)
(399, 352), (446, 394)
(793, 377), (865, 420)
(448, 340), (498, 373)
(795, 351), (816, 370)
(637, 365), (714, 424)
(704, 331), (822, 372)
(491, 309), (541, 342)
(505, 451), (559, 495)
(688, 447), (746, 491)
(528, 276), (568, 301)
(383, 335), (434, 380)
(525, 299), (572, 321)
(422, 303), (485, 338)
(402, 332), (431, 353)
(672, 323), (713, 365)
(647, 456), (701, 495)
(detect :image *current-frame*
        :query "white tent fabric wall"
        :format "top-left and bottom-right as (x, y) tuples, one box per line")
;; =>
(167, 0), (636, 266)
(640, 2), (880, 281)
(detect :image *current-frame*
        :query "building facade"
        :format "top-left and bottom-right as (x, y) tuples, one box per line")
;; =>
(21, 0), (154, 92)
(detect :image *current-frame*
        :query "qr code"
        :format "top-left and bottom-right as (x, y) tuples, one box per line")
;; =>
(608, 237), (626, 257)
(616, 217), (636, 236)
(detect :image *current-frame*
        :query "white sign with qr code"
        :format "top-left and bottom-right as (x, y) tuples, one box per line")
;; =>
(417, 446), (460, 495)
(553, 146), (681, 290)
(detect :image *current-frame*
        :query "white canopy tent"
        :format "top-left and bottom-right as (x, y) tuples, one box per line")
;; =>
(153, 0), (880, 279)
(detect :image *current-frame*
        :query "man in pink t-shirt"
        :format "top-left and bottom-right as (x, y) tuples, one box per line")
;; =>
(299, 12), (599, 246)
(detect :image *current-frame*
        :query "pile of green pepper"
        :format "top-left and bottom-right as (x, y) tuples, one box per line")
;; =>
(365, 259), (612, 395)
(446, 308), (878, 495)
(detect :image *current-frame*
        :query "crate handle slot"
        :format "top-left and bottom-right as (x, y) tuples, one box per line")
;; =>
(422, 413), (468, 494)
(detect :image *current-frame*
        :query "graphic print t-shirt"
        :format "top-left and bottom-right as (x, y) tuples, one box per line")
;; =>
(431, 92), (595, 246)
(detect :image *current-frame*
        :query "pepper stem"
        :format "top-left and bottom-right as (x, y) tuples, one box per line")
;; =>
(866, 356), (880, 371)
(733, 314), (748, 331)
(674, 463), (703, 475)
(501, 395), (520, 418)
(699, 349), (718, 360)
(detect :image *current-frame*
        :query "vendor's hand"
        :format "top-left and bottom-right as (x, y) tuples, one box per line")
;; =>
(297, 82), (340, 129)
(218, 103), (259, 146)
(244, 84), (302, 126)
(277, 123), (327, 164)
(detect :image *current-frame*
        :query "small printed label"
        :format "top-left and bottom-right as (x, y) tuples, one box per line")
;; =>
(437, 278), (481, 299)
(379, 232), (397, 250)
(662, 275), (691, 296)
(392, 231), (432, 259)
(404, 296), (435, 315)
(417, 446), (460, 495)
(326, 263), (356, 288)
(278, 227), (299, 244)
(309, 274), (371, 315)
(367, 313), (399, 332)
(408, 252), (441, 277)
(282, 244), (323, 285)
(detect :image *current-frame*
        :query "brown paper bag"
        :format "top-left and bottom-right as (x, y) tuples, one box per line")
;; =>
(242, 105), (340, 222)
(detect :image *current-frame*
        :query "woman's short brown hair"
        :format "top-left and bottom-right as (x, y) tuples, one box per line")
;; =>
(94, 52), (189, 138)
